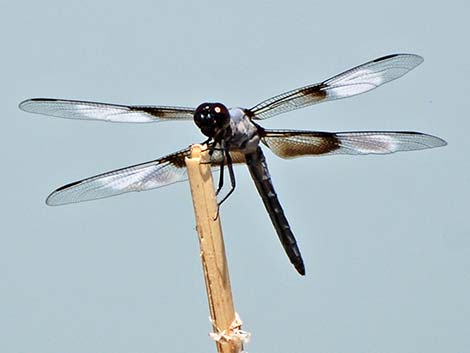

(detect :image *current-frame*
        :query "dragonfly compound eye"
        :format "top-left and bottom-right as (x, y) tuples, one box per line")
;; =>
(194, 103), (230, 137)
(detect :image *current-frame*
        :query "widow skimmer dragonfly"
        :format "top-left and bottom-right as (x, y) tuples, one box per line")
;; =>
(19, 54), (446, 275)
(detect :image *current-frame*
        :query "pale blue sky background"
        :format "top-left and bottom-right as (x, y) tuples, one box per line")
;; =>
(1, 1), (468, 352)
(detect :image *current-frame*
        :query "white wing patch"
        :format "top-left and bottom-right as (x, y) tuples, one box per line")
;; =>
(338, 133), (399, 153)
(325, 68), (386, 99)
(323, 54), (423, 99)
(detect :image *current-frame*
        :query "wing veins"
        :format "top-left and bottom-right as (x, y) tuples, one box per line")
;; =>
(248, 54), (423, 120)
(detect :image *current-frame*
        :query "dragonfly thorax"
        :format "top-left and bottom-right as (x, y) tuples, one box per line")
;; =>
(194, 102), (230, 138)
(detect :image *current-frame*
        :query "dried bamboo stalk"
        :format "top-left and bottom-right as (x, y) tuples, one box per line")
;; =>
(185, 144), (243, 353)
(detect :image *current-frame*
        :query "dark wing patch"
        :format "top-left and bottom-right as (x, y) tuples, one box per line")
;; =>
(261, 130), (340, 158)
(209, 149), (247, 165)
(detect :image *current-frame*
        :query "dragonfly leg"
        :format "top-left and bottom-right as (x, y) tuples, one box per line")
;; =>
(215, 153), (225, 196)
(211, 141), (225, 196)
(217, 149), (236, 207)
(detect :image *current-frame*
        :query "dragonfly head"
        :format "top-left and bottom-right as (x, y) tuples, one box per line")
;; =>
(194, 103), (230, 138)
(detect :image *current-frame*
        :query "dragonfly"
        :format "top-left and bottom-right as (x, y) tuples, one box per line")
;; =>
(19, 53), (446, 275)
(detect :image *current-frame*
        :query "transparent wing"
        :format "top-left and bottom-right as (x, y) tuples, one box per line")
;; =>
(46, 148), (191, 206)
(261, 129), (446, 158)
(249, 54), (423, 120)
(19, 98), (195, 123)
(46, 147), (247, 206)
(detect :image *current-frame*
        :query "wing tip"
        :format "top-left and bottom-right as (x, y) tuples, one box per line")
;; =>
(45, 199), (59, 206)
(372, 53), (424, 73)
(45, 191), (67, 206)
(402, 53), (424, 68)
(19, 98), (58, 113)
(400, 132), (447, 150)
(45, 194), (60, 206)
(426, 134), (447, 148)
(18, 98), (32, 112)
(374, 53), (423, 63)
(45, 180), (82, 206)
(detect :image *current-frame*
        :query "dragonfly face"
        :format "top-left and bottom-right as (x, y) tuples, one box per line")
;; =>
(19, 53), (447, 275)
(194, 102), (231, 138)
